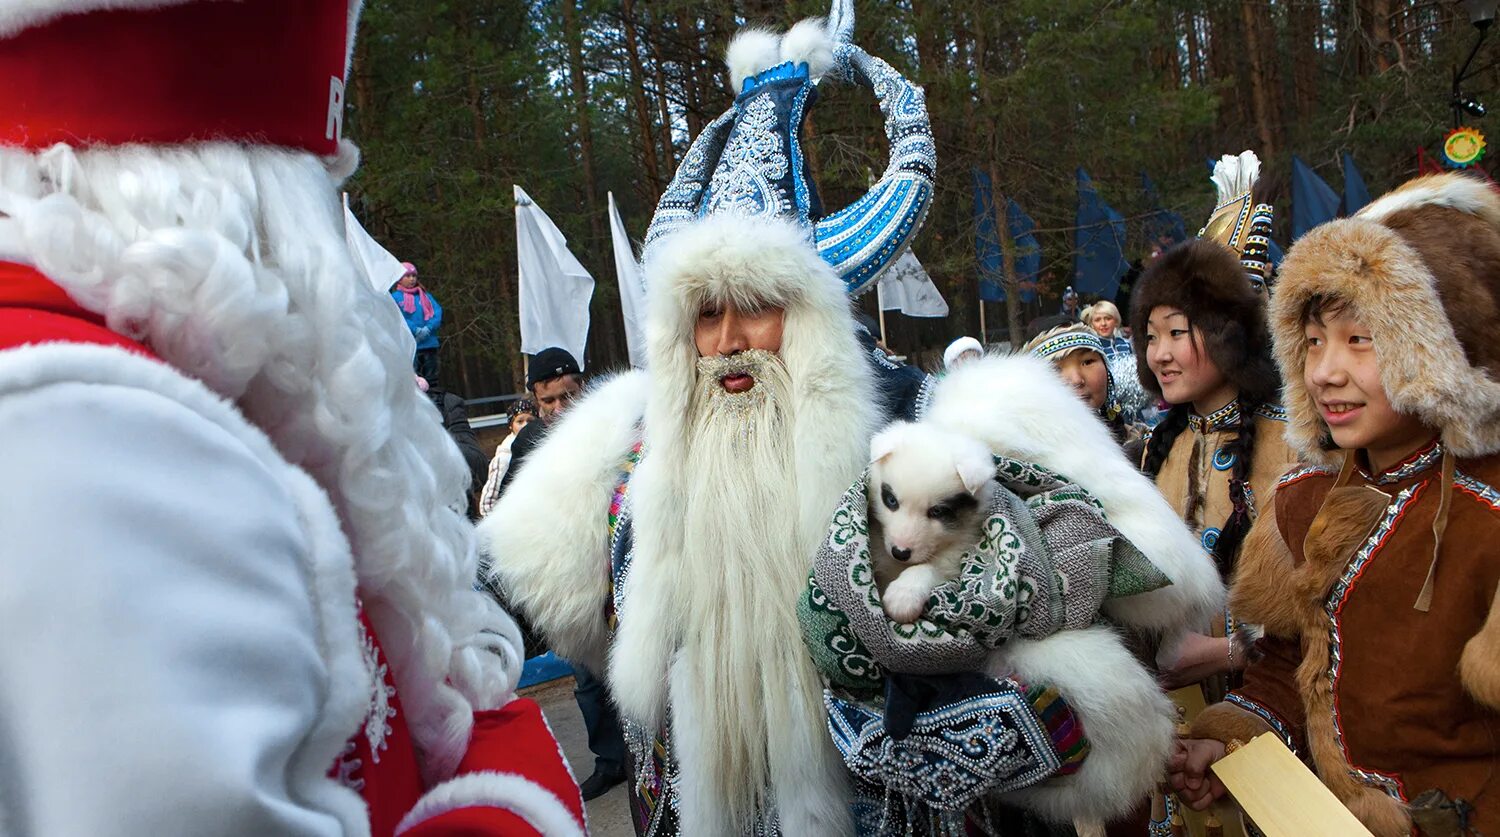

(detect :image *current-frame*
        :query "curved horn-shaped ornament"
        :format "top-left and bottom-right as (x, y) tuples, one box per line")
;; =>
(815, 43), (936, 297)
(827, 0), (855, 45)
(643, 108), (738, 250)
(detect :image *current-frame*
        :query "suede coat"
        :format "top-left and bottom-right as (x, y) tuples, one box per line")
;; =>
(1195, 447), (1500, 837)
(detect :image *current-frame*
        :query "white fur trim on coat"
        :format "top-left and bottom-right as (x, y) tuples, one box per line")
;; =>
(0, 342), (371, 835)
(394, 772), (585, 837)
(478, 371), (648, 675)
(994, 627), (1175, 823)
(925, 353), (1225, 638)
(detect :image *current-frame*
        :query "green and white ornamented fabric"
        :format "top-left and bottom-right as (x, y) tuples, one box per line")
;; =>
(800, 455), (1172, 695)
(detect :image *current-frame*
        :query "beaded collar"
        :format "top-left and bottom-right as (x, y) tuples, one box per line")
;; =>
(1188, 400), (1241, 434)
(1360, 440), (1444, 485)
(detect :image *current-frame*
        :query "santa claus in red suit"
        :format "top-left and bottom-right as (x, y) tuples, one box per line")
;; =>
(0, 1), (584, 835)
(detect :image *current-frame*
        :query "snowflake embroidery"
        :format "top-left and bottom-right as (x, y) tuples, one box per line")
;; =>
(332, 739), (365, 792)
(360, 619), (398, 763)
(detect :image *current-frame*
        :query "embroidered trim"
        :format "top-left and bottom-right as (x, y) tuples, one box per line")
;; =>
(1188, 400), (1241, 434)
(1359, 440), (1443, 485)
(359, 617), (398, 764)
(1455, 471), (1500, 513)
(1225, 693), (1297, 755)
(1278, 464), (1335, 488)
(912, 372), (937, 421)
(1028, 330), (1106, 361)
(1324, 483), (1426, 802)
(1253, 403), (1288, 423)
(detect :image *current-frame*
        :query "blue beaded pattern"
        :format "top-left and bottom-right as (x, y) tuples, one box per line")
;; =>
(1201, 527), (1221, 552)
(644, 41), (935, 300)
(1456, 471), (1500, 512)
(1212, 448), (1237, 471)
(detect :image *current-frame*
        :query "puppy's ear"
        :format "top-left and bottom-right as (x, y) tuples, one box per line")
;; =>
(950, 435), (996, 496)
(870, 421), (911, 464)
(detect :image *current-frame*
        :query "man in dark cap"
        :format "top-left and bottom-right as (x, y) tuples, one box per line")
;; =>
(494, 347), (628, 800)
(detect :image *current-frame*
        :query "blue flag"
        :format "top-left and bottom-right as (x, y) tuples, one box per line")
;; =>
(1342, 153), (1371, 216)
(1292, 155), (1342, 240)
(972, 169), (1038, 302)
(1074, 168), (1129, 299)
(1141, 171), (1187, 248)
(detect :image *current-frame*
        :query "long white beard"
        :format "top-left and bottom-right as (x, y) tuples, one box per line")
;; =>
(671, 349), (831, 832)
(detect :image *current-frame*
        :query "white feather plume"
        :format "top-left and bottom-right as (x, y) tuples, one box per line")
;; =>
(1209, 150), (1261, 206)
(781, 18), (835, 82)
(726, 28), (782, 93)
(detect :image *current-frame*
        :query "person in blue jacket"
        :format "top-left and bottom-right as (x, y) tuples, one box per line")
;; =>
(391, 261), (443, 379)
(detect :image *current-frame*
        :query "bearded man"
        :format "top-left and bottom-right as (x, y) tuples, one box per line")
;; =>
(0, 1), (580, 834)
(484, 6), (1221, 836)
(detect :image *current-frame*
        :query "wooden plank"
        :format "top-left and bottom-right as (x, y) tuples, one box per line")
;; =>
(1211, 734), (1374, 837)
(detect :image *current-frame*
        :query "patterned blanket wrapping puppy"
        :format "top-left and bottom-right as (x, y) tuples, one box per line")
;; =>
(799, 442), (1173, 818)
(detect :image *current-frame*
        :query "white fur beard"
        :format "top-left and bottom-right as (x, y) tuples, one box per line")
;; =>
(670, 350), (842, 832)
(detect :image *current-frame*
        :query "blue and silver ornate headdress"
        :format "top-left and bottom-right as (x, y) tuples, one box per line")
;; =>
(644, 0), (936, 297)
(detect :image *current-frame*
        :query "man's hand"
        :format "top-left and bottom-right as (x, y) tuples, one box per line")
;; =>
(1157, 632), (1232, 689)
(1169, 738), (1228, 810)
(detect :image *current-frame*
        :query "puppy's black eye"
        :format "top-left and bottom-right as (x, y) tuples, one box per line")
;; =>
(927, 504), (955, 522)
(881, 483), (899, 511)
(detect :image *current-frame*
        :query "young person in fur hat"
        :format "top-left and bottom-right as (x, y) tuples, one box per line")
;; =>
(0, 2), (580, 834)
(482, 4), (1223, 834)
(1023, 323), (1133, 448)
(1129, 154), (1295, 837)
(1173, 172), (1500, 837)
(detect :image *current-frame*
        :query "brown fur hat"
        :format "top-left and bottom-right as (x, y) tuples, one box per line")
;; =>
(1128, 238), (1280, 403)
(1271, 173), (1500, 464)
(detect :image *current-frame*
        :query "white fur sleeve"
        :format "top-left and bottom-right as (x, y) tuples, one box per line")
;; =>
(0, 379), (368, 836)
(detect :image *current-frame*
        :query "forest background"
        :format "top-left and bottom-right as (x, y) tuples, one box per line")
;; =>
(346, 0), (1498, 397)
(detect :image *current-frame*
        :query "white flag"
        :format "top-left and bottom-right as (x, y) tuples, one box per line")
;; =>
(515, 184), (595, 366)
(342, 194), (408, 293)
(608, 192), (649, 369)
(878, 250), (949, 317)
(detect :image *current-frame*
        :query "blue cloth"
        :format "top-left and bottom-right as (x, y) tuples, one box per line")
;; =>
(1073, 168), (1130, 299)
(390, 288), (443, 350)
(1292, 155), (1342, 241)
(1141, 171), (1187, 247)
(1099, 334), (1132, 361)
(518, 651), (573, 688)
(1342, 153), (1372, 215)
(972, 169), (1039, 303)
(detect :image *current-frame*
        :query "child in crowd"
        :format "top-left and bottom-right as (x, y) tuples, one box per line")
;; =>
(1174, 173), (1500, 837)
(477, 399), (535, 517)
(1023, 323), (1134, 449)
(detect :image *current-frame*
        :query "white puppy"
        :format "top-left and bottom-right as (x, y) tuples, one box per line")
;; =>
(867, 421), (997, 623)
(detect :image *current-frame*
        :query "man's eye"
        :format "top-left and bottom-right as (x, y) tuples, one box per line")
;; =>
(1350, 335), (1372, 345)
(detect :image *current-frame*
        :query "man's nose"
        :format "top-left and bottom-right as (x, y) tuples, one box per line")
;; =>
(712, 310), (748, 356)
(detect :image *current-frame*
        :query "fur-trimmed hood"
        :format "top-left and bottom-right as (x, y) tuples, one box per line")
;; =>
(1272, 173), (1500, 463)
(1129, 239), (1279, 404)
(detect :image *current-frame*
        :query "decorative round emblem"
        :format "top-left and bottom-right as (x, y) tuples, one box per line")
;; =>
(1201, 528), (1221, 552)
(1212, 448), (1238, 471)
(1443, 127), (1486, 169)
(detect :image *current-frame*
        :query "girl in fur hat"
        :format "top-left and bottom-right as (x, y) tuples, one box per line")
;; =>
(1173, 172), (1500, 837)
(1131, 246), (1297, 701)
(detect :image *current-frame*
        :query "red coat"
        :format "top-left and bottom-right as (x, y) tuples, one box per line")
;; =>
(0, 261), (584, 836)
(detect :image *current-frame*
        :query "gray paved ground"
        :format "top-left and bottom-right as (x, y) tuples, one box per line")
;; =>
(523, 676), (634, 836)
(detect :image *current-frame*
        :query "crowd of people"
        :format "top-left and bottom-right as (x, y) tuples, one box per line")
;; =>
(1, 1), (1495, 837)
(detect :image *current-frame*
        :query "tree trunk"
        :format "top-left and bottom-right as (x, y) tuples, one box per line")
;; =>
(1183, 9), (1204, 85)
(648, 11), (679, 172)
(560, 0), (604, 244)
(1238, 0), (1279, 157)
(1289, 0), (1320, 120)
(621, 0), (664, 197)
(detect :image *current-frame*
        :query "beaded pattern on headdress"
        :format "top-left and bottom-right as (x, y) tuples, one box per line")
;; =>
(643, 1), (935, 298)
(1198, 151), (1275, 291)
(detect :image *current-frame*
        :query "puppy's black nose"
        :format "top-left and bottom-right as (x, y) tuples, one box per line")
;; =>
(891, 546), (912, 563)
